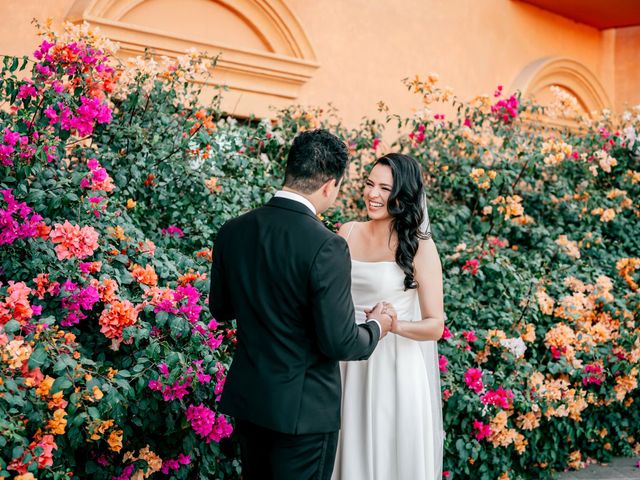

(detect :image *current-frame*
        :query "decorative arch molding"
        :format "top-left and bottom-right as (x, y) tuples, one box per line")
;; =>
(66, 0), (319, 117)
(510, 57), (611, 116)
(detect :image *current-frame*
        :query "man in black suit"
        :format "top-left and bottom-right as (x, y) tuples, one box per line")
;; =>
(209, 129), (392, 480)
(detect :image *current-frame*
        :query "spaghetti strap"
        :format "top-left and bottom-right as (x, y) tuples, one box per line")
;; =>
(345, 222), (356, 241)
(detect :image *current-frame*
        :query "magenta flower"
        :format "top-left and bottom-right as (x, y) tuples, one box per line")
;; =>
(162, 225), (185, 238)
(464, 367), (484, 394)
(186, 404), (233, 443)
(480, 387), (514, 409)
(462, 258), (480, 276)
(0, 189), (43, 245)
(438, 354), (448, 373)
(473, 419), (492, 440)
(462, 330), (478, 342)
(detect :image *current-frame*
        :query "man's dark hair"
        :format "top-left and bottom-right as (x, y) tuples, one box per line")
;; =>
(284, 129), (348, 193)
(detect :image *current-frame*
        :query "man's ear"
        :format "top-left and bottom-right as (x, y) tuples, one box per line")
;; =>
(321, 178), (337, 197)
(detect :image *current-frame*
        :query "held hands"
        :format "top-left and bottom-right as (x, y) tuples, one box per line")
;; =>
(365, 302), (397, 338)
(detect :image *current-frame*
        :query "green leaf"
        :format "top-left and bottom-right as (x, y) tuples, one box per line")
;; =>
(3, 320), (21, 334)
(51, 377), (72, 393)
(28, 346), (48, 369)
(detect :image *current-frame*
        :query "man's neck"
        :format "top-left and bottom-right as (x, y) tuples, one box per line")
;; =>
(281, 186), (321, 213)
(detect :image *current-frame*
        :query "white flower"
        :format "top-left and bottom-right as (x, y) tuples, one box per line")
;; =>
(500, 337), (527, 358)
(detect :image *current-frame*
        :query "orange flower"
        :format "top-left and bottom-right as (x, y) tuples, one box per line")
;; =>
(617, 258), (640, 291)
(49, 221), (99, 260)
(108, 429), (123, 452)
(196, 249), (213, 262)
(536, 287), (554, 315)
(47, 408), (67, 435)
(131, 264), (158, 287)
(516, 411), (540, 431)
(178, 270), (207, 285)
(126, 199), (137, 209)
(99, 299), (138, 340)
(37, 222), (51, 240)
(107, 225), (127, 241)
(567, 450), (583, 470)
(91, 278), (119, 303)
(37, 376), (55, 398)
(205, 177), (223, 194)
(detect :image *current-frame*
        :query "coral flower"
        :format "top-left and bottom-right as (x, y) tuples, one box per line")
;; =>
(49, 221), (99, 260)
(131, 264), (158, 287)
(99, 299), (138, 340)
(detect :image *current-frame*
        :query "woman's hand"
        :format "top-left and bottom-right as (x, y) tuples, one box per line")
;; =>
(381, 302), (398, 333)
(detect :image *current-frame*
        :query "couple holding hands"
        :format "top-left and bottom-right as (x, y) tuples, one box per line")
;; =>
(210, 129), (445, 480)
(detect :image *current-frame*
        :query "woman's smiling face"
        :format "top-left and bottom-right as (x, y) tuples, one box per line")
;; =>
(364, 163), (393, 220)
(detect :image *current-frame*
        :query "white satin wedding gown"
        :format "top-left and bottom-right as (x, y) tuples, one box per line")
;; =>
(332, 256), (444, 480)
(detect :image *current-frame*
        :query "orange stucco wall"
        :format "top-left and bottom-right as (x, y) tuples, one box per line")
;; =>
(0, 0), (638, 124)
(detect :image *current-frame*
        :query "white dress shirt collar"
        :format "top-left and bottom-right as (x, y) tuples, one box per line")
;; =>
(274, 190), (317, 215)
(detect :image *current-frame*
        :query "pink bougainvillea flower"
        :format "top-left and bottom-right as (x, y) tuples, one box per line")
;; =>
(464, 367), (484, 394)
(480, 387), (514, 409)
(473, 419), (492, 441)
(49, 221), (99, 260)
(162, 225), (185, 238)
(462, 330), (478, 342)
(438, 354), (448, 373)
(462, 258), (480, 276)
(185, 404), (233, 443)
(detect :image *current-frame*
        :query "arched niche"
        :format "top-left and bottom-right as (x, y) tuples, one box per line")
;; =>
(510, 57), (611, 120)
(66, 0), (319, 117)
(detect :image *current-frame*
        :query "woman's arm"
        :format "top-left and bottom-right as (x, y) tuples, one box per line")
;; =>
(392, 238), (445, 341)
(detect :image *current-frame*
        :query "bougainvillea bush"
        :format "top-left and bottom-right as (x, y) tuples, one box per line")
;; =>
(1, 22), (639, 480)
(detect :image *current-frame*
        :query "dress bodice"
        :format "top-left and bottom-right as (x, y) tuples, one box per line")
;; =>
(350, 260), (419, 324)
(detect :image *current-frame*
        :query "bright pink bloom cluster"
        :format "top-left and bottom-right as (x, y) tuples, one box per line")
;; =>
(34, 38), (115, 136)
(438, 354), (448, 373)
(161, 225), (185, 238)
(49, 220), (99, 260)
(214, 362), (226, 401)
(491, 93), (519, 123)
(80, 158), (115, 192)
(462, 258), (479, 276)
(44, 96), (111, 136)
(0, 189), (44, 245)
(60, 280), (100, 326)
(582, 363), (604, 386)
(473, 419), (492, 441)
(0, 128), (30, 167)
(161, 453), (191, 475)
(371, 137), (381, 151)
(441, 325), (452, 340)
(480, 387), (514, 409)
(112, 464), (135, 480)
(408, 124), (426, 144)
(148, 360), (212, 401)
(464, 367), (484, 393)
(185, 404), (233, 443)
(462, 330), (478, 343)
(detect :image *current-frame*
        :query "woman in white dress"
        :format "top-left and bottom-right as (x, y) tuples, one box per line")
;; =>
(332, 153), (445, 480)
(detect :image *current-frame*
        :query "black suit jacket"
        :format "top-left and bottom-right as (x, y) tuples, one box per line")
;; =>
(209, 196), (380, 434)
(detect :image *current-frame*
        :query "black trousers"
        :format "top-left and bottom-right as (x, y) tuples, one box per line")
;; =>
(236, 419), (339, 480)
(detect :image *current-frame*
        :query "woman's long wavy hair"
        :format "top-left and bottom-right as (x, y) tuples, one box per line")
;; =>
(373, 153), (430, 290)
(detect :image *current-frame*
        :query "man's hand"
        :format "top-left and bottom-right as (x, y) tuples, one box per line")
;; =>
(365, 302), (393, 338)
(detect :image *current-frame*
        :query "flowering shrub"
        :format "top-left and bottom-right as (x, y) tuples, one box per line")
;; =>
(1, 22), (639, 480)
(0, 23), (237, 479)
